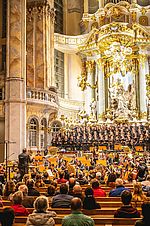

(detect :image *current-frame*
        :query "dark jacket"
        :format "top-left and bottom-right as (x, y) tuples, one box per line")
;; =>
(109, 186), (129, 197)
(28, 188), (40, 197)
(83, 196), (101, 210)
(51, 194), (73, 208)
(114, 205), (140, 218)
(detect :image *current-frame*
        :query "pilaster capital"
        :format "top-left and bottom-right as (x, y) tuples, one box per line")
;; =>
(27, 0), (55, 22)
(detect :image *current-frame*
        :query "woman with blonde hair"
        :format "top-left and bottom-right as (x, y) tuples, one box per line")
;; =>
(132, 182), (147, 207)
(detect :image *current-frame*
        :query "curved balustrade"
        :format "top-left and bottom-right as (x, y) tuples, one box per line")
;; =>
(27, 88), (59, 109)
(54, 32), (89, 53)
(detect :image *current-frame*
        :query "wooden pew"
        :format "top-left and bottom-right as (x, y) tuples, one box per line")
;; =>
(14, 216), (141, 226)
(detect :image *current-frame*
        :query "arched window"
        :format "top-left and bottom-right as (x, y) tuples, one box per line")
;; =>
(51, 121), (62, 133)
(29, 118), (37, 147)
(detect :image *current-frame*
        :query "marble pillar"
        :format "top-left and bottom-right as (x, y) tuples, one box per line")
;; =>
(97, 63), (105, 117)
(99, 0), (104, 8)
(5, 0), (26, 160)
(64, 53), (69, 99)
(84, 0), (88, 14)
(84, 61), (95, 115)
(139, 55), (149, 118)
(26, 0), (55, 89)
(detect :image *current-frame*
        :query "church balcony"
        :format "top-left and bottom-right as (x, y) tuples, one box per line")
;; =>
(26, 88), (59, 110)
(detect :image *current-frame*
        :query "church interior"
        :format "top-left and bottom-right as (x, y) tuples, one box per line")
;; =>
(0, 0), (150, 225)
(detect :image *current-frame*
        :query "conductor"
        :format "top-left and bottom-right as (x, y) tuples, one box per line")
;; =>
(18, 148), (30, 180)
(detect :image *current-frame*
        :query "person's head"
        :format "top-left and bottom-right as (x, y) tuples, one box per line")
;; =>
(141, 202), (150, 221)
(60, 183), (68, 194)
(69, 178), (76, 189)
(12, 191), (23, 205)
(23, 148), (27, 153)
(121, 190), (132, 205)
(47, 185), (55, 196)
(26, 179), (34, 189)
(1, 208), (15, 226)
(43, 172), (49, 179)
(85, 187), (94, 197)
(92, 179), (99, 189)
(115, 178), (123, 187)
(133, 182), (143, 195)
(73, 185), (82, 195)
(34, 196), (49, 213)
(71, 197), (82, 211)
(18, 185), (28, 196)
(4, 180), (16, 196)
(23, 174), (30, 184)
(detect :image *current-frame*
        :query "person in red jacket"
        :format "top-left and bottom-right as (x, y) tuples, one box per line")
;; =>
(11, 191), (29, 216)
(92, 180), (106, 197)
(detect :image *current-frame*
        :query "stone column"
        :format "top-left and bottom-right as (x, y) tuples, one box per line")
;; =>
(84, 0), (88, 14)
(99, 0), (104, 8)
(5, 0), (26, 160)
(97, 62), (105, 117)
(84, 61), (95, 115)
(139, 54), (149, 119)
(26, 0), (55, 89)
(64, 53), (69, 99)
(66, 0), (82, 35)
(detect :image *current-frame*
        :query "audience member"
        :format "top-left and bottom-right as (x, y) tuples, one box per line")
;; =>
(3, 180), (16, 198)
(62, 197), (94, 226)
(57, 171), (67, 184)
(132, 182), (147, 205)
(11, 191), (29, 216)
(51, 184), (73, 208)
(26, 196), (56, 226)
(18, 184), (34, 208)
(109, 178), (129, 197)
(0, 207), (15, 226)
(92, 180), (106, 197)
(26, 179), (40, 196)
(83, 187), (101, 210)
(73, 185), (84, 201)
(114, 190), (140, 218)
(135, 202), (150, 226)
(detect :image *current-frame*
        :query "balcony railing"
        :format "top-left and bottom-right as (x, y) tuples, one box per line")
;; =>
(27, 88), (59, 109)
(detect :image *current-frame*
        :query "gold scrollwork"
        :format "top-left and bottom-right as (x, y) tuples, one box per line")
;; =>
(146, 74), (150, 98)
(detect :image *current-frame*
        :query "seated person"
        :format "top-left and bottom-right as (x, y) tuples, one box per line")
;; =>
(83, 187), (101, 210)
(26, 196), (56, 226)
(62, 197), (94, 226)
(51, 183), (73, 208)
(114, 190), (140, 218)
(18, 184), (34, 208)
(42, 172), (52, 184)
(57, 171), (67, 184)
(47, 185), (56, 196)
(77, 172), (88, 185)
(135, 202), (150, 226)
(109, 178), (129, 197)
(73, 185), (84, 201)
(26, 179), (40, 196)
(91, 179), (106, 197)
(132, 182), (147, 206)
(0, 207), (15, 226)
(11, 191), (29, 216)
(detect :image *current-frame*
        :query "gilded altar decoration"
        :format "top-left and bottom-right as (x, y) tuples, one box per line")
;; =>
(146, 74), (150, 98)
